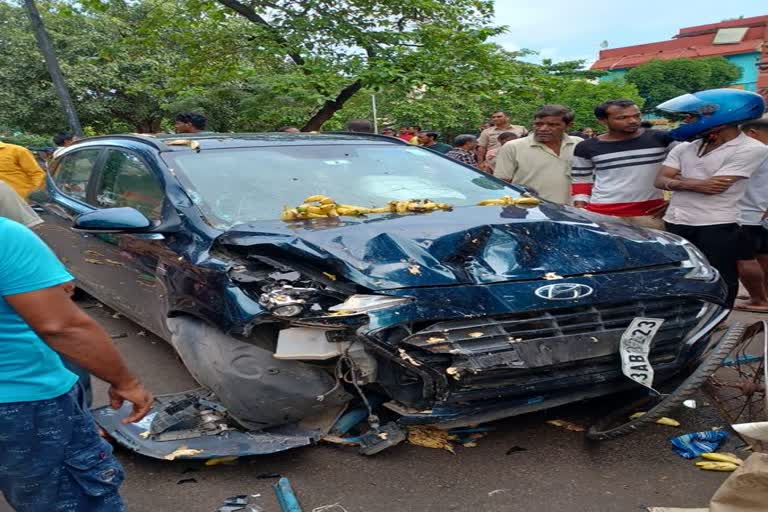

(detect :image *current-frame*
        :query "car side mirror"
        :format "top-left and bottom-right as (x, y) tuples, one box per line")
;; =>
(73, 207), (152, 233)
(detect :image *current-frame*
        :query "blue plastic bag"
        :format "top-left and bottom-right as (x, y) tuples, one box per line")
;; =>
(670, 431), (728, 459)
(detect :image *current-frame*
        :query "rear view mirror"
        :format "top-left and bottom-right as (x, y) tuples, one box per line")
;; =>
(73, 207), (151, 232)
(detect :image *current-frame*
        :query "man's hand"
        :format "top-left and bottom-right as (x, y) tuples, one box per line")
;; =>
(573, 201), (588, 209)
(690, 176), (738, 195)
(645, 201), (669, 219)
(109, 380), (153, 424)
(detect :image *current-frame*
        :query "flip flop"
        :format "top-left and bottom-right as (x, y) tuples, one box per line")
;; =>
(737, 294), (750, 300)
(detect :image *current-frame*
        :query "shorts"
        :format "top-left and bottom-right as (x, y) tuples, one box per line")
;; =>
(0, 388), (125, 512)
(739, 224), (768, 260)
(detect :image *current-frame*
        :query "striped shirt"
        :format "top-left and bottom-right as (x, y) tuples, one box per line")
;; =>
(571, 130), (673, 216)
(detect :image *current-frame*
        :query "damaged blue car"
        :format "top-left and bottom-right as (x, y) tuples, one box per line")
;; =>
(33, 133), (729, 459)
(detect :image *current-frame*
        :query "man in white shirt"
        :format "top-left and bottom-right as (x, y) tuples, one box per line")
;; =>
(735, 119), (768, 312)
(655, 114), (768, 306)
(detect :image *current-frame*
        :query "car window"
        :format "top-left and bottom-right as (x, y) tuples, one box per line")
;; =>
(164, 144), (511, 227)
(53, 148), (102, 201)
(94, 150), (164, 220)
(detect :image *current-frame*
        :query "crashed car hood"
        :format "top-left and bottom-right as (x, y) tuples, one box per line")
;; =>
(215, 204), (688, 290)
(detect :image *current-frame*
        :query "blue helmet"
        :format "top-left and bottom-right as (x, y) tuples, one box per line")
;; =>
(657, 88), (765, 141)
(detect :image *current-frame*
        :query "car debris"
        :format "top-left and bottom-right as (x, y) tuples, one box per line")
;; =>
(217, 494), (264, 512)
(407, 426), (456, 453)
(274, 477), (303, 512)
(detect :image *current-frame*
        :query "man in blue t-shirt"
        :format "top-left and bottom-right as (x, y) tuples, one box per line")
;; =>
(0, 218), (152, 511)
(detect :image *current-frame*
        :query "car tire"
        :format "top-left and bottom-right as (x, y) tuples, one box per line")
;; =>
(586, 322), (747, 441)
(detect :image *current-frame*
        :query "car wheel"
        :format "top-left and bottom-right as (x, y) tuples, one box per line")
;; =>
(587, 323), (748, 441)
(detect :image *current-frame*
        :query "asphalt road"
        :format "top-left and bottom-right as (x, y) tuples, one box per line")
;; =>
(2, 304), (763, 512)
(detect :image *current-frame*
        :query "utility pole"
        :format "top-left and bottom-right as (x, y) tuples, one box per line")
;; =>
(23, 0), (83, 136)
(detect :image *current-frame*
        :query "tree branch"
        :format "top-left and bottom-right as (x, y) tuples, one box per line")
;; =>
(302, 79), (363, 131)
(216, 0), (305, 66)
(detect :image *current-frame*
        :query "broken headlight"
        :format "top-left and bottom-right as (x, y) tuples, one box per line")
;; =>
(328, 294), (412, 316)
(680, 241), (718, 281)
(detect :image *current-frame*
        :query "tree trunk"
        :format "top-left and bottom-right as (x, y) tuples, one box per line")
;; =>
(23, 0), (83, 136)
(302, 80), (364, 132)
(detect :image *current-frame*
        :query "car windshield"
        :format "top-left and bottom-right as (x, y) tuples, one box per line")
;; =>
(163, 144), (521, 228)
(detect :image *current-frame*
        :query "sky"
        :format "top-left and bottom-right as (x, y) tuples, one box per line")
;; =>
(492, 0), (768, 65)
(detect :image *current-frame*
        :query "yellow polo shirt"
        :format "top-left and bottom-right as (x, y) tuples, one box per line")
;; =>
(0, 142), (46, 199)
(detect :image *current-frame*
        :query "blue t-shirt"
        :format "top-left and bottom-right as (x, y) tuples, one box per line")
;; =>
(0, 218), (77, 402)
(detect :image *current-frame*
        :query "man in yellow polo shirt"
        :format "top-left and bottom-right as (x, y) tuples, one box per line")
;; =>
(0, 141), (47, 199)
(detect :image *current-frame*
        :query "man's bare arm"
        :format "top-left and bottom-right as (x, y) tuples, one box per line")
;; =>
(476, 145), (487, 165)
(6, 284), (152, 423)
(654, 165), (743, 195)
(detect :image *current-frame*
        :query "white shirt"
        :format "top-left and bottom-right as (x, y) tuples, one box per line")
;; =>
(739, 154), (768, 225)
(663, 133), (768, 226)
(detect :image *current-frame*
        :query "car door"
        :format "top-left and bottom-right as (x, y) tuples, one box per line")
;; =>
(35, 147), (106, 286)
(82, 147), (174, 338)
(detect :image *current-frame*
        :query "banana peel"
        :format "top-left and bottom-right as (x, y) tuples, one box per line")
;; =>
(477, 196), (541, 207)
(628, 412), (680, 427)
(700, 452), (743, 465)
(695, 461), (739, 472)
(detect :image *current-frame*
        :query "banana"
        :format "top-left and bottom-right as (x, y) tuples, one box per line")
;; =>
(319, 197), (336, 205)
(280, 208), (298, 221)
(701, 452), (743, 465)
(514, 197), (541, 205)
(369, 207), (391, 214)
(304, 195), (329, 203)
(326, 208), (339, 217)
(396, 201), (410, 213)
(306, 206), (324, 214)
(319, 203), (336, 213)
(655, 417), (680, 427)
(304, 212), (327, 219)
(695, 461), (739, 472)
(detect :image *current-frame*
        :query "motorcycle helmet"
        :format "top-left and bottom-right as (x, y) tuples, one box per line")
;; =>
(657, 88), (765, 141)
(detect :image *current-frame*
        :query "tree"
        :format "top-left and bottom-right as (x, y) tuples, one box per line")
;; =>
(22, 0), (82, 135)
(200, 0), (503, 131)
(625, 57), (741, 110)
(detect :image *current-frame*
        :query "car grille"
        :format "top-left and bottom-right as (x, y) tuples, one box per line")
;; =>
(402, 298), (706, 401)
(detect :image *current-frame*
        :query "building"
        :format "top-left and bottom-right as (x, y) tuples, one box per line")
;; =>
(591, 15), (768, 98)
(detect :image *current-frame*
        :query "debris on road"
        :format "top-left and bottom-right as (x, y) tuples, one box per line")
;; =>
(407, 426), (455, 453)
(217, 494), (264, 512)
(488, 489), (510, 497)
(274, 477), (303, 512)
(670, 431), (728, 459)
(505, 446), (527, 455)
(205, 456), (239, 466)
(311, 503), (348, 512)
(163, 446), (205, 460)
(695, 461), (739, 472)
(358, 422), (406, 455)
(176, 477), (197, 485)
(700, 453), (743, 465)
(546, 419), (586, 432)
(629, 412), (681, 427)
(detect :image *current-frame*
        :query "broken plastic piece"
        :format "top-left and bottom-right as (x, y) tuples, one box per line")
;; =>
(358, 422), (406, 456)
(274, 477), (303, 512)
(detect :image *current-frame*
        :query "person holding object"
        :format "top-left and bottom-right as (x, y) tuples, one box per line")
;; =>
(654, 89), (768, 307)
(0, 218), (152, 511)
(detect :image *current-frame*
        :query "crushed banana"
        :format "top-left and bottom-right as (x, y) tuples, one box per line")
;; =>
(281, 196), (453, 221)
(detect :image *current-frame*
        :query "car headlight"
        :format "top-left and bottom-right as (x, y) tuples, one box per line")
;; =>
(328, 295), (412, 315)
(680, 241), (718, 281)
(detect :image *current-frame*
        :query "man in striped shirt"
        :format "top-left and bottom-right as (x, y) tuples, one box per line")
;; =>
(571, 99), (674, 229)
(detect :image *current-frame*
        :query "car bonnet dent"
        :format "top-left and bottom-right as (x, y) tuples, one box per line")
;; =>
(214, 204), (688, 291)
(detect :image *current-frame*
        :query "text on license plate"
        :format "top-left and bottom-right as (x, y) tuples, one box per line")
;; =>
(619, 317), (665, 390)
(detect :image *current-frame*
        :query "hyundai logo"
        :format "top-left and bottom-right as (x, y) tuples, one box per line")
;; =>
(535, 283), (594, 301)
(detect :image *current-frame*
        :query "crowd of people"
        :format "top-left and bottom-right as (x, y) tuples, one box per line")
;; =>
(0, 88), (767, 510)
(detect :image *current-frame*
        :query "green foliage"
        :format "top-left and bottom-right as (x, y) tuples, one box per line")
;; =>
(0, 133), (53, 148)
(625, 57), (741, 110)
(543, 79), (644, 131)
(2, 0), (647, 140)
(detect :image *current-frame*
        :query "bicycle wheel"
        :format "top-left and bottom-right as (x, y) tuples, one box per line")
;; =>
(703, 320), (766, 433)
(587, 323), (748, 441)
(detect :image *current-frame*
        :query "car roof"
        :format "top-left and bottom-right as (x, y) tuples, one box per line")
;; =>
(61, 132), (409, 153)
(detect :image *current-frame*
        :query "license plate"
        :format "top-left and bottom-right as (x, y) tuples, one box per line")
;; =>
(619, 317), (664, 390)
